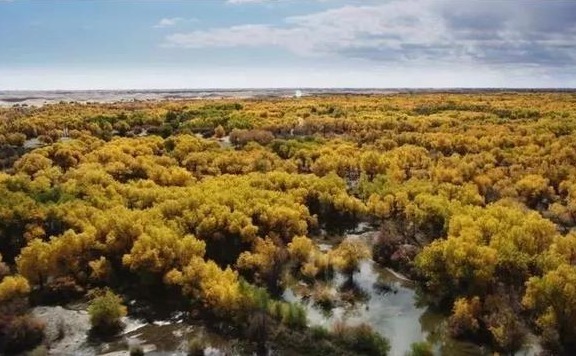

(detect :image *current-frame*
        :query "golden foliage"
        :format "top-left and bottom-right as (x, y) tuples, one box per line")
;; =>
(2, 93), (576, 351)
(0, 275), (30, 303)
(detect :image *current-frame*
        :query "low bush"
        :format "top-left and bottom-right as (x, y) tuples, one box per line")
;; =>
(448, 297), (482, 339)
(187, 336), (206, 356)
(406, 341), (433, 356)
(129, 344), (145, 356)
(0, 315), (45, 354)
(310, 325), (330, 340)
(279, 303), (307, 329)
(38, 276), (84, 304)
(312, 285), (336, 310)
(230, 129), (274, 147)
(87, 289), (127, 336)
(332, 321), (390, 356)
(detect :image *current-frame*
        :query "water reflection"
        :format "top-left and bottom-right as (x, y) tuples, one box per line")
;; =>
(284, 260), (487, 356)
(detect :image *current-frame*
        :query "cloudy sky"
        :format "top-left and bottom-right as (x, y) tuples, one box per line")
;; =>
(0, 0), (575, 89)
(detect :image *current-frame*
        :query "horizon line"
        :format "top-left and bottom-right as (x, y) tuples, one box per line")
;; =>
(2, 87), (576, 93)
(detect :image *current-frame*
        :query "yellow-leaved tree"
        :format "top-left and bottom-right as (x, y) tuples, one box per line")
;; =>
(0, 275), (30, 303)
(329, 238), (371, 280)
(165, 257), (242, 318)
(523, 264), (576, 352)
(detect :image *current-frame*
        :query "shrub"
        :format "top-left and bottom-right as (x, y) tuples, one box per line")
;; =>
(0, 315), (45, 354)
(331, 319), (348, 339)
(448, 297), (482, 339)
(230, 129), (274, 147)
(310, 325), (330, 340)
(6, 133), (26, 147)
(129, 344), (145, 356)
(214, 125), (226, 138)
(287, 235), (315, 265)
(87, 289), (127, 336)
(312, 285), (336, 311)
(301, 252), (334, 281)
(523, 264), (576, 353)
(280, 303), (307, 329)
(187, 336), (206, 356)
(346, 323), (390, 356)
(332, 321), (390, 356)
(329, 238), (371, 279)
(300, 261), (319, 280)
(0, 275), (31, 303)
(267, 300), (284, 320)
(483, 295), (526, 353)
(40, 276), (84, 304)
(406, 341), (433, 356)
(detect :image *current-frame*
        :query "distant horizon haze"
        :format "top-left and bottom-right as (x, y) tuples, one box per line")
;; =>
(2, 87), (575, 107)
(1, 65), (575, 91)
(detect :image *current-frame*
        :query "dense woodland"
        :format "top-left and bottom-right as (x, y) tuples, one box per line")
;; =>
(1, 92), (576, 355)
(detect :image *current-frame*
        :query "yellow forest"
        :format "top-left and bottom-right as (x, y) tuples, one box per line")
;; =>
(1, 92), (576, 355)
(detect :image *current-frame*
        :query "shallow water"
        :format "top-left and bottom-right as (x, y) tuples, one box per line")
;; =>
(284, 231), (542, 356)
(283, 259), (481, 356)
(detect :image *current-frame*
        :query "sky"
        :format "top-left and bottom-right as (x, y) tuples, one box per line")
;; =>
(0, 0), (575, 90)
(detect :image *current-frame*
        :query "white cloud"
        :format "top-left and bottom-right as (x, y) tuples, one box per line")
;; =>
(164, 0), (576, 67)
(167, 24), (312, 54)
(165, 2), (453, 57)
(166, 2), (451, 59)
(154, 17), (184, 29)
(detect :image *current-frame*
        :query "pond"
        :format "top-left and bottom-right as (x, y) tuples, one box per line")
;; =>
(284, 231), (542, 356)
